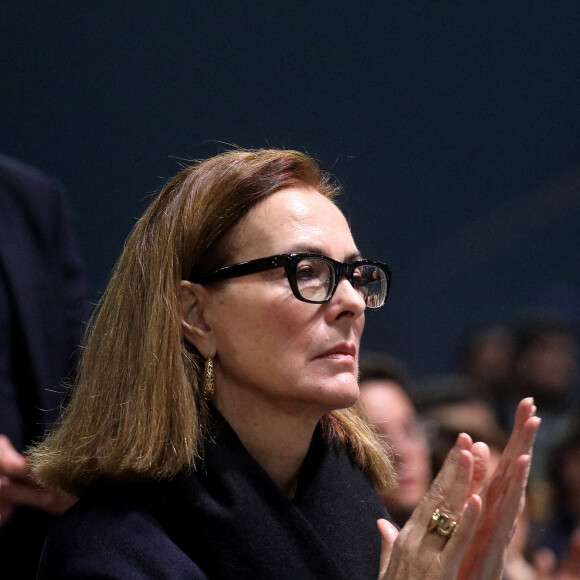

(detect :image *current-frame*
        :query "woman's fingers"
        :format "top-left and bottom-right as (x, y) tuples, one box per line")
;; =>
(383, 398), (541, 580)
(420, 433), (471, 505)
(469, 442), (490, 497)
(377, 518), (399, 579)
(408, 434), (478, 554)
(441, 449), (474, 518)
(493, 454), (532, 542)
(415, 434), (475, 526)
(384, 436), (482, 578)
(498, 399), (540, 473)
(487, 407), (539, 517)
(515, 397), (537, 430)
(487, 400), (539, 530)
(444, 494), (482, 571)
(457, 399), (541, 580)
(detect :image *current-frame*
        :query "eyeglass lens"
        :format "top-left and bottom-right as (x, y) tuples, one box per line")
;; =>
(294, 257), (387, 307)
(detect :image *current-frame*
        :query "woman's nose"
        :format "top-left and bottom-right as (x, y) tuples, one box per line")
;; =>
(332, 277), (367, 316)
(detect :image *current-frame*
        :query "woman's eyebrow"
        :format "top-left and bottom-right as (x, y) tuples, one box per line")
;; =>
(345, 250), (364, 262)
(284, 243), (325, 254)
(285, 245), (363, 262)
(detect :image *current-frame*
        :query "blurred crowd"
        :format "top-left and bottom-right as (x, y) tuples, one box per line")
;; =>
(360, 315), (580, 579)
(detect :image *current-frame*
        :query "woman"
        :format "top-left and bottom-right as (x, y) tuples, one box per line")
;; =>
(31, 148), (539, 579)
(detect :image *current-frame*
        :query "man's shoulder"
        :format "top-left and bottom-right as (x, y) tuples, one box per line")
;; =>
(0, 153), (57, 196)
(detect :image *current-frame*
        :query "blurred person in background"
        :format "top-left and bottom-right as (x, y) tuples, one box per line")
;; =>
(456, 317), (578, 491)
(413, 372), (508, 498)
(536, 420), (580, 567)
(511, 317), (578, 409)
(413, 373), (502, 443)
(508, 317), (579, 483)
(459, 324), (515, 424)
(0, 154), (88, 578)
(460, 324), (515, 394)
(359, 353), (432, 527)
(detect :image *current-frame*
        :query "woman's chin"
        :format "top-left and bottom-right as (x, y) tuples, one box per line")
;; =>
(318, 380), (360, 411)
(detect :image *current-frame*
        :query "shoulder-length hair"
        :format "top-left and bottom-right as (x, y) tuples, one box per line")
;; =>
(31, 148), (395, 494)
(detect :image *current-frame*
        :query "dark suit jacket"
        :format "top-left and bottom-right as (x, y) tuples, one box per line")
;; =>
(0, 153), (88, 578)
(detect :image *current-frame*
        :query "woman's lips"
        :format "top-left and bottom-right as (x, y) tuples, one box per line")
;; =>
(316, 343), (357, 362)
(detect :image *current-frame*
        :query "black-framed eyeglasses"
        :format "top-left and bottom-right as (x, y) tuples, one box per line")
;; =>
(189, 253), (391, 309)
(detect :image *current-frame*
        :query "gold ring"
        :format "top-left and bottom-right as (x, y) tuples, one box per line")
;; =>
(427, 508), (457, 538)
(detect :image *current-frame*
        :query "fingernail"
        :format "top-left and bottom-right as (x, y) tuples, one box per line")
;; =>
(459, 450), (471, 467)
(455, 432), (464, 447)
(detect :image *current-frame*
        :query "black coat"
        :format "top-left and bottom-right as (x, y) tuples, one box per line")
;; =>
(39, 410), (390, 579)
(0, 154), (88, 579)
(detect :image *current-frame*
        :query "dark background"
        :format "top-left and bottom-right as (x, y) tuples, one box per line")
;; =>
(2, 2), (579, 377)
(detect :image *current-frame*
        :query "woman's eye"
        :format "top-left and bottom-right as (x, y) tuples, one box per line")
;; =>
(296, 266), (316, 279)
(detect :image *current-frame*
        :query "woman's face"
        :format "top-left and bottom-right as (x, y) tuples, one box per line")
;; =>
(204, 187), (366, 420)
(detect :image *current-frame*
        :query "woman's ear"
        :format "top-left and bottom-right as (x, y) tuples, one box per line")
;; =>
(178, 280), (217, 358)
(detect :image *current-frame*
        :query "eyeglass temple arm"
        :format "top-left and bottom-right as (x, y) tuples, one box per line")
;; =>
(189, 255), (287, 284)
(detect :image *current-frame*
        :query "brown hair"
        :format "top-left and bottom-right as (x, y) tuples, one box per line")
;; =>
(31, 148), (395, 494)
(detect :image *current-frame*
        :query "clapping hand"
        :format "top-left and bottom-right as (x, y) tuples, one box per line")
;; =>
(378, 397), (540, 580)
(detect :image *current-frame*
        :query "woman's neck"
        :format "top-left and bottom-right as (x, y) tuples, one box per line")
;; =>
(214, 390), (321, 497)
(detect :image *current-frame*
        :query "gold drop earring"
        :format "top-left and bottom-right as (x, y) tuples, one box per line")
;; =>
(203, 357), (214, 400)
